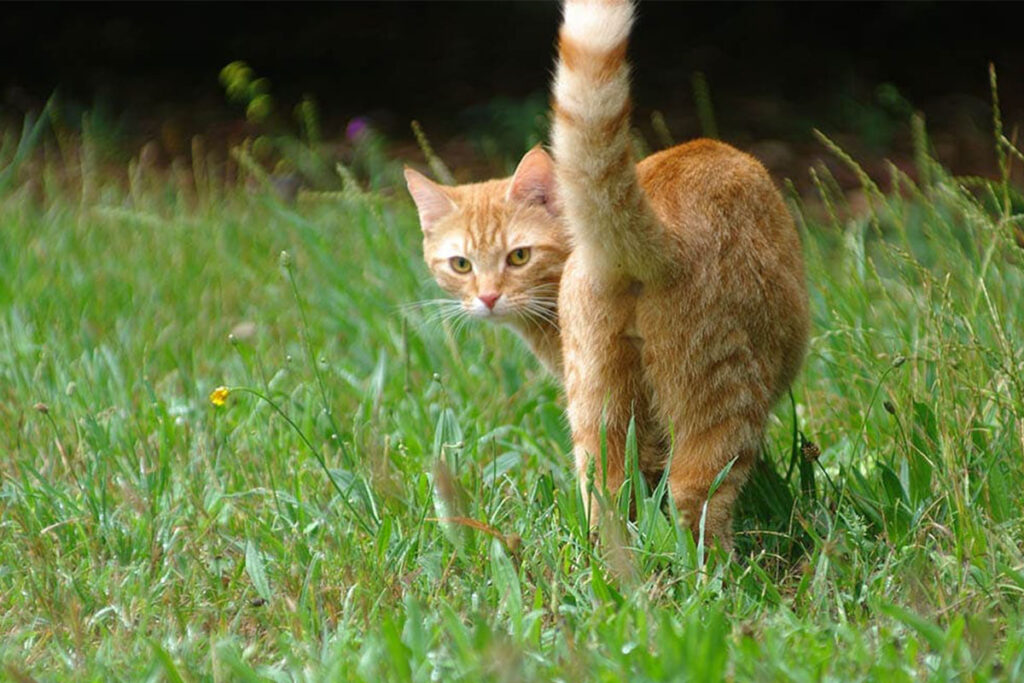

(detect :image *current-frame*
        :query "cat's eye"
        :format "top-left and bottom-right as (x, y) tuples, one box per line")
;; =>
(507, 247), (531, 267)
(449, 256), (472, 274)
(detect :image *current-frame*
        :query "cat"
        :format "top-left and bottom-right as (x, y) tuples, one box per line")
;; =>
(405, 0), (809, 549)
(403, 148), (567, 376)
(551, 0), (809, 547)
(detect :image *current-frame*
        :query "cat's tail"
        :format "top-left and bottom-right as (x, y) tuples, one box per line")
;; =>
(551, 0), (667, 280)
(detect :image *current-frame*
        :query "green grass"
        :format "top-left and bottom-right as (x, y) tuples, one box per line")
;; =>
(1, 101), (1023, 682)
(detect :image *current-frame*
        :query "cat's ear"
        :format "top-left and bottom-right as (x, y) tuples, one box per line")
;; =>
(404, 166), (457, 234)
(507, 145), (560, 216)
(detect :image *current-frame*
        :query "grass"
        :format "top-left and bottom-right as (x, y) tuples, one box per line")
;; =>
(1, 89), (1023, 681)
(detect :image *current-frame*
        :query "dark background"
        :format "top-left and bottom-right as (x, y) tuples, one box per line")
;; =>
(3, 2), (1023, 176)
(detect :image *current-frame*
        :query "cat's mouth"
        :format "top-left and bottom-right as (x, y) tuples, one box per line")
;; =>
(466, 300), (512, 320)
(465, 297), (556, 325)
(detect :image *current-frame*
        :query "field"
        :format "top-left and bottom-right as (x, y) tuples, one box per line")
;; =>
(1, 87), (1024, 681)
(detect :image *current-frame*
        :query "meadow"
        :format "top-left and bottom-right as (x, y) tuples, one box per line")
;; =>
(1, 77), (1023, 681)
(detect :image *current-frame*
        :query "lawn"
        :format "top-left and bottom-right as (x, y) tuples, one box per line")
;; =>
(1, 92), (1023, 681)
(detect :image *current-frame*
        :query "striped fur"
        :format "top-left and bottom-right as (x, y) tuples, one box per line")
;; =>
(552, 0), (667, 280)
(552, 0), (810, 548)
(404, 148), (569, 375)
(405, 0), (811, 550)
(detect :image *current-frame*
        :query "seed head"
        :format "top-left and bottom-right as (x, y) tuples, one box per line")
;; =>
(801, 440), (821, 462)
(504, 533), (522, 554)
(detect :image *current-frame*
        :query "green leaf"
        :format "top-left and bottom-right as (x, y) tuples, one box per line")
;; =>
(245, 539), (272, 602)
(490, 538), (523, 628)
(878, 602), (947, 652)
(213, 641), (267, 683)
(912, 401), (939, 451)
(433, 408), (463, 462)
(698, 456), (737, 558)
(589, 561), (624, 608)
(621, 414), (644, 515)
(150, 641), (186, 683)
(0, 97), (53, 194)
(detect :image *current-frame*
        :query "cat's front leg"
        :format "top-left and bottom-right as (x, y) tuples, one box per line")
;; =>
(560, 258), (648, 527)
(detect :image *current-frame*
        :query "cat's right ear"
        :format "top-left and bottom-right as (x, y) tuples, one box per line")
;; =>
(404, 167), (457, 234)
(507, 145), (560, 216)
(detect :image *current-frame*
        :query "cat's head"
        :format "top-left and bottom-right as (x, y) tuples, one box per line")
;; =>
(404, 147), (568, 324)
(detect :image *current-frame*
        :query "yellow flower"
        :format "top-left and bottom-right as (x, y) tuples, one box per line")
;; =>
(209, 386), (230, 407)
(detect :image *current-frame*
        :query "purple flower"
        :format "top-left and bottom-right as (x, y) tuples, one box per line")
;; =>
(346, 117), (370, 141)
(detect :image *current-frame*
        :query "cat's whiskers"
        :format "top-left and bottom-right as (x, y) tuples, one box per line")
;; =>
(515, 284), (560, 327)
(399, 298), (462, 312)
(509, 302), (547, 336)
(522, 283), (559, 299)
(399, 298), (469, 330)
(513, 297), (560, 330)
(447, 308), (474, 338)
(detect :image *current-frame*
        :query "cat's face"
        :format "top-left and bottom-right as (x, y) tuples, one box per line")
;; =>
(405, 147), (568, 325)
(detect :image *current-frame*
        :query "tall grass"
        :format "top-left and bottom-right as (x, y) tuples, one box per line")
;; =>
(0, 84), (1022, 680)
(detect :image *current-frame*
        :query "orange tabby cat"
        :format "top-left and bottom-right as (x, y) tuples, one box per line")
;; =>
(552, 0), (809, 546)
(405, 0), (809, 548)
(403, 149), (567, 375)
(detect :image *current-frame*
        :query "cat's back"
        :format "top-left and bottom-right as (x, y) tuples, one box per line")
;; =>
(633, 137), (808, 400)
(637, 138), (755, 189)
(636, 138), (795, 250)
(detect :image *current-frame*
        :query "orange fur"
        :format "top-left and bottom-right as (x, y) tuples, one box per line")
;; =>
(404, 148), (568, 374)
(405, 0), (810, 549)
(552, 0), (810, 547)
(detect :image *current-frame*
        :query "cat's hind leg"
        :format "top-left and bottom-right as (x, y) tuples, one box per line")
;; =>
(663, 418), (759, 552)
(645, 331), (769, 551)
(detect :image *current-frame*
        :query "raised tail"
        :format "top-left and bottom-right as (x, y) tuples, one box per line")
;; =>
(551, 0), (667, 281)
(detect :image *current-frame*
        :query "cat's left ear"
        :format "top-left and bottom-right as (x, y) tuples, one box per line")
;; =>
(507, 145), (560, 216)
(404, 166), (457, 234)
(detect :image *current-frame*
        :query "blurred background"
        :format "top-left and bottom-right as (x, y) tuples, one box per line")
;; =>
(3, 2), (1023, 187)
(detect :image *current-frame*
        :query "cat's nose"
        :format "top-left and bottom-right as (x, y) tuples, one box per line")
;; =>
(478, 293), (501, 310)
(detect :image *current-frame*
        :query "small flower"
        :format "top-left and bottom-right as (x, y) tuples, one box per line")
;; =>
(345, 116), (370, 141)
(33, 402), (49, 414)
(209, 386), (230, 407)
